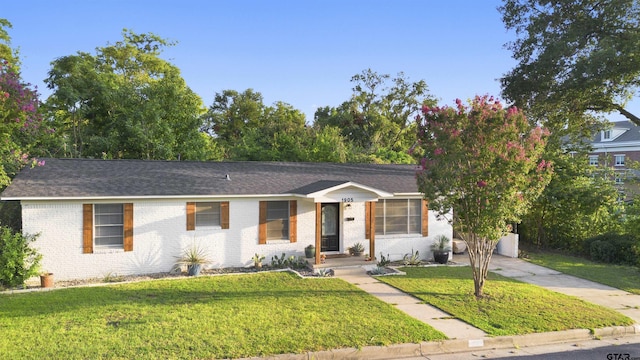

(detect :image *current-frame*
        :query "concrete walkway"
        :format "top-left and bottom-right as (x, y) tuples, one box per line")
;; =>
(453, 254), (640, 324)
(333, 267), (487, 340)
(252, 257), (640, 359)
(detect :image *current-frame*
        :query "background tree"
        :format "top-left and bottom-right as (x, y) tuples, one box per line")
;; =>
(500, 0), (640, 135)
(45, 30), (211, 160)
(314, 69), (435, 163)
(519, 149), (623, 251)
(415, 95), (553, 298)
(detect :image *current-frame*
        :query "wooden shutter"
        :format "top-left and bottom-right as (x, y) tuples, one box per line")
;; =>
(83, 204), (93, 254)
(421, 199), (429, 237)
(365, 202), (372, 239)
(186, 202), (195, 231)
(221, 201), (230, 229)
(123, 203), (134, 251)
(289, 200), (297, 243)
(258, 201), (267, 244)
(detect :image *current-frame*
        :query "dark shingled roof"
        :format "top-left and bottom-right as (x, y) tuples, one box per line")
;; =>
(1, 158), (422, 199)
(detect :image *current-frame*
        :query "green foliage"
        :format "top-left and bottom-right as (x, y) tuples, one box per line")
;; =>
(45, 30), (210, 160)
(430, 235), (451, 252)
(347, 242), (365, 255)
(314, 69), (435, 160)
(583, 233), (640, 266)
(269, 253), (307, 269)
(415, 95), (552, 297)
(0, 227), (41, 288)
(416, 95), (552, 242)
(500, 0), (640, 130)
(402, 249), (422, 266)
(377, 253), (391, 267)
(520, 150), (623, 251)
(175, 244), (210, 266)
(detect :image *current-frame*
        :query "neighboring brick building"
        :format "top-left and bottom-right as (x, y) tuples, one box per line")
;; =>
(588, 120), (640, 197)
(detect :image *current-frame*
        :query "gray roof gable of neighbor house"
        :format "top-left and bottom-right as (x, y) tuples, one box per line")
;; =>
(1, 158), (422, 200)
(594, 120), (640, 143)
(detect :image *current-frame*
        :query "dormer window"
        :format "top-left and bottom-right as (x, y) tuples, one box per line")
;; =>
(603, 130), (611, 140)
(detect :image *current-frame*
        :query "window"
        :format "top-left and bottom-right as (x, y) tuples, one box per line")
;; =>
(375, 199), (421, 235)
(195, 202), (220, 227)
(94, 204), (124, 248)
(615, 154), (625, 166)
(186, 202), (229, 230)
(603, 130), (611, 140)
(258, 200), (297, 243)
(83, 203), (133, 253)
(589, 155), (598, 166)
(615, 172), (625, 184)
(266, 201), (289, 240)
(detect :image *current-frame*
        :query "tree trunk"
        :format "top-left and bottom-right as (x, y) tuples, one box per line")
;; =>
(463, 232), (498, 299)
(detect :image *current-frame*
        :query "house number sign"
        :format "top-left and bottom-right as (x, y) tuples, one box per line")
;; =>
(341, 197), (354, 203)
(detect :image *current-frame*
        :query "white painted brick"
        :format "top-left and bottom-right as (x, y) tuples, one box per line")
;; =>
(21, 199), (451, 280)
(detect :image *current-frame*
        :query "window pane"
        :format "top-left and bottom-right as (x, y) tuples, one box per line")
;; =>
(408, 199), (421, 234)
(375, 202), (384, 235)
(375, 199), (421, 235)
(266, 201), (289, 240)
(95, 204), (124, 248)
(195, 202), (220, 227)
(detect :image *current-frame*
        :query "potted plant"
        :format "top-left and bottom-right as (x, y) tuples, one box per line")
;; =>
(176, 244), (211, 276)
(348, 242), (365, 256)
(431, 235), (451, 264)
(40, 272), (54, 288)
(252, 253), (265, 268)
(304, 244), (315, 258)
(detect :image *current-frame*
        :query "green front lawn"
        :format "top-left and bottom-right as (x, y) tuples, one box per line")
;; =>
(526, 252), (640, 295)
(0, 272), (445, 359)
(378, 266), (632, 336)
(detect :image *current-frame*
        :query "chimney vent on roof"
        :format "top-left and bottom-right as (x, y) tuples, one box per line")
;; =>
(225, 174), (231, 181)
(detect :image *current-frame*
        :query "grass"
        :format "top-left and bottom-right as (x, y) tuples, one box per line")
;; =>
(0, 272), (445, 359)
(526, 251), (640, 295)
(377, 266), (632, 336)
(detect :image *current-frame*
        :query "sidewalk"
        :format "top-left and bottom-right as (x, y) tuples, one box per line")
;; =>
(321, 256), (640, 359)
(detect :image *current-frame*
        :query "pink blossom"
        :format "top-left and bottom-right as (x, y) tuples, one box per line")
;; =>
(477, 180), (487, 188)
(434, 148), (444, 155)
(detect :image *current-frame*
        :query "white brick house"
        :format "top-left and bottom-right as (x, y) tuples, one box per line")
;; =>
(1, 159), (452, 280)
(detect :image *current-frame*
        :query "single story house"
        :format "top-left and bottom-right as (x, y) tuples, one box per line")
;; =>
(1, 158), (452, 280)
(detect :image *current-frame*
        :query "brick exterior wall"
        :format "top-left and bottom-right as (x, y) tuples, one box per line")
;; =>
(22, 198), (451, 280)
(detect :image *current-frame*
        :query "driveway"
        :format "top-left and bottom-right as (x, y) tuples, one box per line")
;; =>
(453, 254), (640, 324)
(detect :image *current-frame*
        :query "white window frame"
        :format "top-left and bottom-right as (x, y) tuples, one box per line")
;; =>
(588, 155), (598, 166)
(603, 130), (612, 140)
(94, 203), (124, 249)
(375, 199), (422, 236)
(614, 154), (625, 167)
(266, 201), (289, 241)
(195, 202), (221, 228)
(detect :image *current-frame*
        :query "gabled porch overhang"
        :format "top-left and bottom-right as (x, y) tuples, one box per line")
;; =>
(291, 181), (392, 265)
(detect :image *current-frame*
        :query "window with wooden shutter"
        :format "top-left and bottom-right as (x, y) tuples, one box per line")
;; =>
(187, 201), (229, 230)
(259, 200), (296, 244)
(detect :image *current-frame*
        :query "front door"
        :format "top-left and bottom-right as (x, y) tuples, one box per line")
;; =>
(321, 203), (340, 252)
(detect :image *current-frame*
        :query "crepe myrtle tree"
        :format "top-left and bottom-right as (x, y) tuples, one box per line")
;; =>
(414, 95), (553, 298)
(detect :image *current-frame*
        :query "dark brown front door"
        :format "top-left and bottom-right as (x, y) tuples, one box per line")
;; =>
(321, 203), (340, 252)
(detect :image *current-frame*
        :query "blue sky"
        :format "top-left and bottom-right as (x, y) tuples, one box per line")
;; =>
(3, 0), (636, 122)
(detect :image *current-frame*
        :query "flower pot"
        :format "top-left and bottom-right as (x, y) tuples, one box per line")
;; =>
(433, 251), (449, 264)
(187, 264), (202, 276)
(40, 273), (54, 288)
(305, 246), (315, 258)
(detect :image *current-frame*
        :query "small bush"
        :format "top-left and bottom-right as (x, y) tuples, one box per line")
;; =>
(584, 233), (640, 266)
(0, 226), (41, 288)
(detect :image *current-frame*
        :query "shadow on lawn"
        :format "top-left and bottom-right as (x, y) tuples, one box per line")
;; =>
(0, 272), (367, 318)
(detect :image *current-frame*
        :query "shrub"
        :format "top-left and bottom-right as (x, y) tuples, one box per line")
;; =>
(584, 233), (640, 266)
(0, 226), (41, 288)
